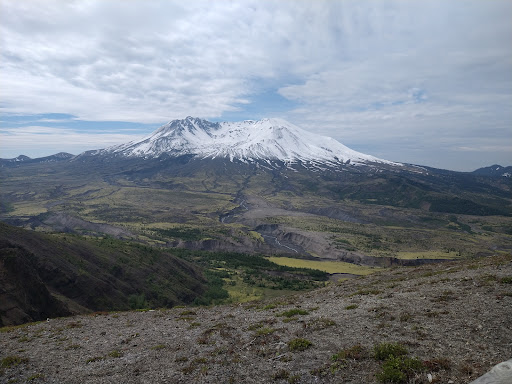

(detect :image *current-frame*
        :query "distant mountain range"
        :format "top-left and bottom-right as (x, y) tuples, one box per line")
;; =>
(0, 152), (73, 167)
(2, 117), (509, 175)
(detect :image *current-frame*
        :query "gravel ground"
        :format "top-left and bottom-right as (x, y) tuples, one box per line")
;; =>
(1, 254), (511, 384)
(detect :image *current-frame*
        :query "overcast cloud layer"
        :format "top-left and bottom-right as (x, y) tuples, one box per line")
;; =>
(1, 0), (511, 170)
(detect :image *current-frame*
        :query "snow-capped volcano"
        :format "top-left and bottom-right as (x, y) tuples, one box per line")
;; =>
(97, 117), (396, 165)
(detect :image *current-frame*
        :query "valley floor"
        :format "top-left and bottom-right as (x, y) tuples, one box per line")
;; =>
(1, 254), (511, 384)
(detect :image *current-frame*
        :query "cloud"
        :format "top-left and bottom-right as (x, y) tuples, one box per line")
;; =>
(276, 1), (512, 169)
(0, 125), (143, 158)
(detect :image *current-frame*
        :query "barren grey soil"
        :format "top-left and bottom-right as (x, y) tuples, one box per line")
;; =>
(1, 255), (511, 384)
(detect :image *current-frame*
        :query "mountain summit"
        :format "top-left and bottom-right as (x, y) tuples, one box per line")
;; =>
(95, 117), (396, 166)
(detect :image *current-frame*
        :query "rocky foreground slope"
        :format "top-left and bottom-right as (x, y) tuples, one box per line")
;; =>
(1, 254), (511, 384)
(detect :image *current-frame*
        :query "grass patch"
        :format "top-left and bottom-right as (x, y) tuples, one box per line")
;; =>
(65, 344), (82, 350)
(266, 256), (379, 275)
(108, 350), (123, 358)
(394, 251), (460, 260)
(255, 327), (276, 336)
(179, 310), (197, 316)
(1, 355), (28, 368)
(272, 369), (290, 380)
(288, 338), (312, 352)
(66, 321), (83, 328)
(86, 356), (105, 364)
(27, 373), (44, 381)
(304, 317), (336, 330)
(174, 250), (328, 305)
(277, 308), (309, 318)
(0, 321), (43, 333)
(423, 357), (452, 371)
(351, 288), (382, 296)
(332, 344), (367, 361)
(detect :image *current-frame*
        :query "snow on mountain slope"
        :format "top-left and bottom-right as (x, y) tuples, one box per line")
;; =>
(97, 116), (398, 166)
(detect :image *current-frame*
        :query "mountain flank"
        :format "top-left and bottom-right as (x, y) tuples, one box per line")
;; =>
(83, 117), (394, 166)
(1, 253), (510, 383)
(0, 223), (206, 327)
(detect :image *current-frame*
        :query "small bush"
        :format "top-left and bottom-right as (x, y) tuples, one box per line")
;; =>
(345, 304), (358, 310)
(376, 356), (424, 383)
(288, 338), (312, 351)
(500, 276), (512, 284)
(374, 343), (408, 361)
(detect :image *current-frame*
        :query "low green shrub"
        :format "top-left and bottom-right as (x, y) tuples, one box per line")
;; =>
(374, 343), (408, 360)
(376, 356), (424, 383)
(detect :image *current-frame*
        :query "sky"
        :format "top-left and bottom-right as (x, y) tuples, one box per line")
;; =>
(0, 0), (511, 171)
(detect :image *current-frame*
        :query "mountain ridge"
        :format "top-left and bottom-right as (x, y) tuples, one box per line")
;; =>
(472, 164), (512, 178)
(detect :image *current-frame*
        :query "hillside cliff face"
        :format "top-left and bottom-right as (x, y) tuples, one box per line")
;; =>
(0, 241), (71, 327)
(0, 223), (207, 326)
